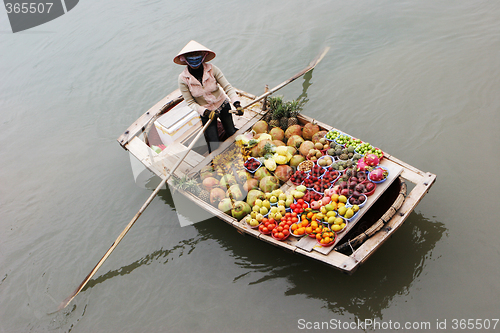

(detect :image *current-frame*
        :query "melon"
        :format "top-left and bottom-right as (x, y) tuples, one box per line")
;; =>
(284, 125), (302, 141)
(289, 155), (305, 168)
(299, 140), (314, 157)
(252, 120), (268, 134)
(312, 130), (328, 143)
(302, 122), (320, 140)
(287, 135), (304, 149)
(272, 140), (286, 147)
(254, 167), (272, 181)
(259, 176), (280, 193)
(274, 165), (293, 183)
(269, 127), (285, 141)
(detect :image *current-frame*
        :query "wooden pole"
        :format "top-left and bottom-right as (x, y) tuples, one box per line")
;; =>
(57, 118), (213, 311)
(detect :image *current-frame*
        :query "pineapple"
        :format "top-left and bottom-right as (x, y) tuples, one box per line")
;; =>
(267, 96), (283, 128)
(280, 103), (289, 131)
(269, 107), (280, 128)
(198, 188), (210, 203)
(287, 99), (306, 127)
(172, 175), (210, 203)
(263, 110), (272, 123)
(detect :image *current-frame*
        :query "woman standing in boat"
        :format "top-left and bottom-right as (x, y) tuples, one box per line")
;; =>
(174, 40), (243, 153)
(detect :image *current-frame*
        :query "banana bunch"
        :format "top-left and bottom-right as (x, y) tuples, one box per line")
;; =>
(212, 145), (246, 177)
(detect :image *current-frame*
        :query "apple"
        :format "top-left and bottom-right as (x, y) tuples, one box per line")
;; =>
(310, 200), (321, 210)
(218, 198), (234, 214)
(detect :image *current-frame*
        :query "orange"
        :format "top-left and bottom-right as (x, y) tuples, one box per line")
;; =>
(291, 224), (298, 231)
(316, 233), (322, 240)
(305, 226), (313, 234)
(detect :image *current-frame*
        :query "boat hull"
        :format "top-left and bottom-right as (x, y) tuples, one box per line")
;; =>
(118, 90), (436, 274)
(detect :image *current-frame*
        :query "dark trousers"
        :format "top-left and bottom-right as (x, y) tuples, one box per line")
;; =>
(200, 101), (236, 153)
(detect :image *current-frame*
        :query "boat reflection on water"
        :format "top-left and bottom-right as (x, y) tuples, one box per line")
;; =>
(76, 175), (445, 322)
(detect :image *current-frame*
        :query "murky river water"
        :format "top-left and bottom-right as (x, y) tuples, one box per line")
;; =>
(1, 0), (499, 332)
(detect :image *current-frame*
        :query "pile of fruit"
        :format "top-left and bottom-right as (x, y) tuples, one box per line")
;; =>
(368, 167), (389, 183)
(325, 130), (341, 140)
(334, 134), (351, 145)
(258, 217), (277, 234)
(355, 142), (383, 159)
(316, 228), (336, 246)
(244, 158), (261, 173)
(290, 218), (310, 236)
(272, 218), (295, 240)
(176, 114), (388, 246)
(290, 170), (308, 185)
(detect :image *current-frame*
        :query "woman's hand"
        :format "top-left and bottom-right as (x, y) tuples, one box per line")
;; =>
(203, 109), (219, 120)
(233, 101), (244, 116)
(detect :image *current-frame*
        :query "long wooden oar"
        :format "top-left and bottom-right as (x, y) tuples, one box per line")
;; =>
(57, 47), (329, 311)
(57, 118), (214, 311)
(231, 47), (330, 113)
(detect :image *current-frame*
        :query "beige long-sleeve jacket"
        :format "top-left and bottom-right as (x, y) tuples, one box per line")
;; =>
(178, 63), (239, 115)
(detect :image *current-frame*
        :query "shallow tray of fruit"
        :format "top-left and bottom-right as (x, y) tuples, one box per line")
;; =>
(368, 166), (389, 183)
(244, 157), (262, 173)
(290, 219), (310, 237)
(316, 228), (337, 247)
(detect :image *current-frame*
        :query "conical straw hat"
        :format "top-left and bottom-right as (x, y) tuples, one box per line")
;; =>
(173, 40), (216, 65)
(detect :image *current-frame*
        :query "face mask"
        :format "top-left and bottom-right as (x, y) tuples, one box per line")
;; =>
(185, 54), (205, 68)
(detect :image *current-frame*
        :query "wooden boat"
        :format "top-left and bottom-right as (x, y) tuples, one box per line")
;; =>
(117, 88), (436, 274)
